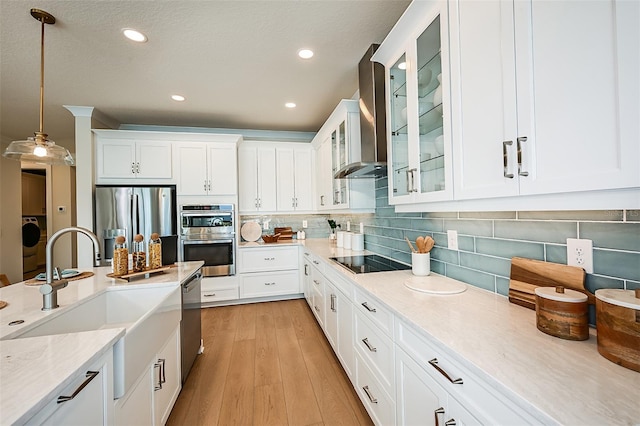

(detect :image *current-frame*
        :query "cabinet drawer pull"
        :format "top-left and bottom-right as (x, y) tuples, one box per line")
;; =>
(362, 385), (378, 404)
(503, 140), (514, 178)
(203, 293), (216, 297)
(57, 371), (99, 404)
(445, 419), (457, 426)
(264, 282), (276, 286)
(154, 363), (163, 391)
(361, 301), (377, 313)
(361, 337), (377, 352)
(434, 407), (445, 426)
(304, 264), (309, 275)
(314, 305), (320, 313)
(131, 163), (136, 174)
(313, 279), (320, 286)
(159, 358), (166, 384)
(330, 293), (336, 312)
(517, 136), (529, 177)
(264, 257), (275, 261)
(320, 195), (325, 206)
(428, 358), (463, 384)
(313, 260), (320, 265)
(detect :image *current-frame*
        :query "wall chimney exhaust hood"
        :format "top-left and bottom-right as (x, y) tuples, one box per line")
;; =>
(334, 44), (387, 179)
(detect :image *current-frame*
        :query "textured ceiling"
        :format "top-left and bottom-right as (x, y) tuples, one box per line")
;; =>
(0, 0), (410, 151)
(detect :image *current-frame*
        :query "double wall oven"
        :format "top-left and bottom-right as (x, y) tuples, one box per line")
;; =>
(179, 204), (235, 277)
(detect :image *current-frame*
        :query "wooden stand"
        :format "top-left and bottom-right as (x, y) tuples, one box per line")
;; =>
(107, 266), (171, 282)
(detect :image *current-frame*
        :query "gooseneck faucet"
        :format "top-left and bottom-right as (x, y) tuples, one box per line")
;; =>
(41, 226), (101, 311)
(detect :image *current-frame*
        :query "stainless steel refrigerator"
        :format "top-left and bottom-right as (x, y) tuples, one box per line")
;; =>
(94, 185), (177, 265)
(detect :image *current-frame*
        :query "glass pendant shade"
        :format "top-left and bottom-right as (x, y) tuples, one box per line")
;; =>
(2, 8), (75, 166)
(3, 133), (74, 166)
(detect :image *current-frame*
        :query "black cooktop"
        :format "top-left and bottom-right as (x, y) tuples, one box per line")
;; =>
(330, 254), (411, 274)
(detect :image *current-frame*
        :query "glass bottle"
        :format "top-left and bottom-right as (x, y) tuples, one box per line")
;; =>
(132, 234), (146, 272)
(148, 233), (162, 270)
(112, 235), (129, 277)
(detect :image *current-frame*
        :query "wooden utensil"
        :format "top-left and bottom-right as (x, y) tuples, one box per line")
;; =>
(416, 236), (426, 253)
(508, 257), (591, 309)
(405, 237), (417, 253)
(423, 236), (435, 253)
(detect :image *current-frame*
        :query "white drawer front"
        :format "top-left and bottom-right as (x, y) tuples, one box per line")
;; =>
(323, 264), (355, 301)
(354, 288), (394, 337)
(239, 246), (299, 272)
(395, 319), (535, 425)
(201, 276), (238, 292)
(355, 352), (395, 426)
(354, 310), (395, 395)
(201, 287), (239, 303)
(241, 270), (299, 298)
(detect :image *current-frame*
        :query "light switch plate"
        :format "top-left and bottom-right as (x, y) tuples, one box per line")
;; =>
(567, 238), (593, 273)
(447, 230), (458, 250)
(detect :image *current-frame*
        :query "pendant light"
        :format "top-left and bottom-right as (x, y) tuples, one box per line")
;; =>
(2, 9), (74, 166)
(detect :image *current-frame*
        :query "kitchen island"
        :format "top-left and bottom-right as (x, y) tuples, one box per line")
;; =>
(300, 239), (639, 425)
(0, 261), (203, 425)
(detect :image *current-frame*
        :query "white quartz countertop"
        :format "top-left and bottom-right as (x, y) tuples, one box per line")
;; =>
(0, 261), (203, 424)
(238, 239), (301, 247)
(301, 239), (640, 425)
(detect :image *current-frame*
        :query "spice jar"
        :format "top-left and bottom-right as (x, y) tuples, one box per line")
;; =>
(112, 235), (129, 276)
(132, 234), (146, 272)
(148, 233), (162, 270)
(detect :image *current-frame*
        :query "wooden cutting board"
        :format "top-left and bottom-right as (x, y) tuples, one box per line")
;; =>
(274, 227), (293, 240)
(508, 257), (592, 309)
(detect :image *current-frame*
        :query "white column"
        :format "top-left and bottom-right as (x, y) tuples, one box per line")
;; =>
(64, 106), (95, 268)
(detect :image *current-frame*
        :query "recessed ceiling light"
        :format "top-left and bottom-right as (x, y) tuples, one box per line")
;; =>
(297, 49), (314, 59)
(171, 94), (185, 102)
(285, 102), (297, 108)
(122, 28), (147, 43)
(398, 62), (407, 70)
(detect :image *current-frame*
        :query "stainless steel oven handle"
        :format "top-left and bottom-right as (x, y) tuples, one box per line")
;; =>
(181, 239), (234, 245)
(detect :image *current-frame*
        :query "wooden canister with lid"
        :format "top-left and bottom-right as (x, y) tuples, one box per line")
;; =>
(535, 286), (589, 340)
(595, 289), (640, 372)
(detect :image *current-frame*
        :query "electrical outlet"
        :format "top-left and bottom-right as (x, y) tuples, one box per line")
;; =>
(263, 220), (269, 230)
(302, 220), (308, 228)
(447, 230), (458, 250)
(567, 238), (593, 273)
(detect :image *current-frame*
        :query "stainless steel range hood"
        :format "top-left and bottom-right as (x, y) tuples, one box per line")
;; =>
(335, 44), (387, 179)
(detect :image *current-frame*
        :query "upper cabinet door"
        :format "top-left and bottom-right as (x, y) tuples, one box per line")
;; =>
(293, 148), (314, 211)
(451, 0), (639, 201)
(374, 0), (453, 206)
(136, 141), (172, 179)
(96, 139), (137, 179)
(514, 0), (639, 195)
(208, 143), (237, 196)
(177, 144), (208, 195)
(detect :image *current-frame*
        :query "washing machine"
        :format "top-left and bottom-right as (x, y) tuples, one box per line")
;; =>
(22, 217), (41, 273)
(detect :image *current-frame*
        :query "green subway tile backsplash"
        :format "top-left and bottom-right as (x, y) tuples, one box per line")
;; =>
(363, 177), (640, 307)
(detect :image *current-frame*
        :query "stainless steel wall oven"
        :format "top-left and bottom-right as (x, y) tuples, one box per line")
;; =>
(179, 204), (235, 277)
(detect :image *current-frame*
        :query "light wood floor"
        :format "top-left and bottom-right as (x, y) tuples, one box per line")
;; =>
(167, 299), (373, 426)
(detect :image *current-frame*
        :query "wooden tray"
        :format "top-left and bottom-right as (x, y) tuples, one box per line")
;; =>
(107, 266), (172, 282)
(274, 227), (293, 240)
(24, 271), (95, 286)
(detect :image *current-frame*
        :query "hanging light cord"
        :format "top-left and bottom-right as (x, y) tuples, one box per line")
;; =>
(38, 14), (45, 136)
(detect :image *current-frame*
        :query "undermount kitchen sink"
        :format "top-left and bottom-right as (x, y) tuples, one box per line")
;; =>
(5, 285), (181, 398)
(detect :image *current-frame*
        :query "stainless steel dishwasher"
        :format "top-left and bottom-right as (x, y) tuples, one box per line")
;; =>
(181, 270), (202, 383)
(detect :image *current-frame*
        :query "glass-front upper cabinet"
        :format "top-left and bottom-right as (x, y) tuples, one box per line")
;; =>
(331, 121), (348, 206)
(372, 0), (453, 205)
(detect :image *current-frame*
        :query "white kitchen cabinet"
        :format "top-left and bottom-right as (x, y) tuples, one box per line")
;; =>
(396, 347), (480, 426)
(372, 0), (454, 205)
(25, 350), (114, 425)
(238, 144), (277, 212)
(177, 142), (237, 196)
(311, 100), (375, 213)
(355, 351), (396, 426)
(115, 361), (153, 426)
(276, 146), (314, 212)
(324, 279), (355, 381)
(238, 245), (300, 300)
(201, 276), (240, 305)
(153, 326), (181, 426)
(95, 138), (172, 181)
(449, 0), (640, 200)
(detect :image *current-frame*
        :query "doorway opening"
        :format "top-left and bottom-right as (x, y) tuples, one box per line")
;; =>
(21, 167), (49, 280)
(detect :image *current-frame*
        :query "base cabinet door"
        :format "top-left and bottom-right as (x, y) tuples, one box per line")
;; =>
(153, 326), (181, 426)
(26, 350), (114, 426)
(115, 363), (154, 426)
